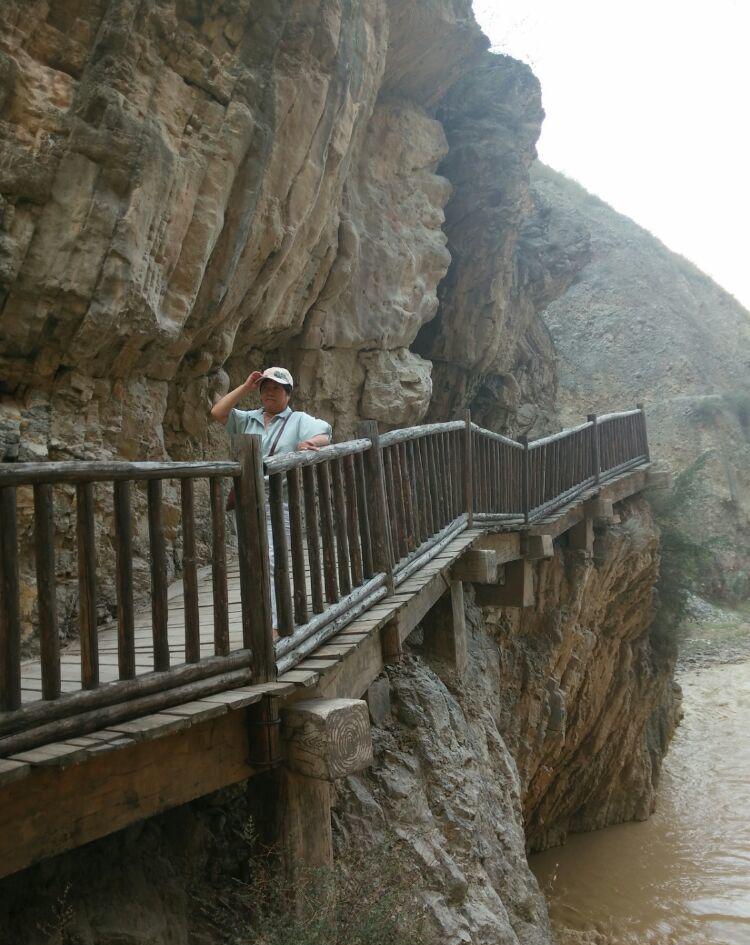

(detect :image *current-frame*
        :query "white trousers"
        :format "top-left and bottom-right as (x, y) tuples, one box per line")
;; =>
(266, 500), (289, 629)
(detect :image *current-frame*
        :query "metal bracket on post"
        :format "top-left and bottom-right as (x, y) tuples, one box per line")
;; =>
(247, 694), (282, 768)
(519, 435), (530, 525)
(462, 410), (473, 527)
(587, 414), (601, 486)
(358, 420), (395, 596)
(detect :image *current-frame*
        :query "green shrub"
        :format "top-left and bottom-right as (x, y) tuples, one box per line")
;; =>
(647, 453), (716, 651)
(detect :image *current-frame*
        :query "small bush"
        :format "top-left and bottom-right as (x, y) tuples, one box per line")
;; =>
(199, 829), (428, 945)
(648, 453), (716, 651)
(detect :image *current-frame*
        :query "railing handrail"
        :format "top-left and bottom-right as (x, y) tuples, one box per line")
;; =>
(597, 408), (642, 423)
(0, 459), (240, 487)
(469, 422), (524, 449)
(379, 420), (465, 448)
(263, 438), (372, 474)
(528, 420), (593, 448)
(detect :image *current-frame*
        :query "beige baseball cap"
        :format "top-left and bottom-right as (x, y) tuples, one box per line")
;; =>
(259, 366), (294, 387)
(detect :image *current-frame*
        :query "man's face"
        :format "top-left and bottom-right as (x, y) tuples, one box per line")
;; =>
(260, 379), (291, 415)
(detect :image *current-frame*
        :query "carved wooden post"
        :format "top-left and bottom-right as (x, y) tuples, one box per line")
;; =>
(462, 410), (473, 526)
(280, 698), (373, 874)
(587, 414), (601, 486)
(232, 434), (275, 683)
(519, 435), (530, 524)
(358, 421), (395, 596)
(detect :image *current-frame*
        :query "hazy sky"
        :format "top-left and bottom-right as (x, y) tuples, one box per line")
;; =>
(473, 0), (750, 311)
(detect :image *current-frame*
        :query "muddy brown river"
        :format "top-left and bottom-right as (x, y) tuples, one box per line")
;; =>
(531, 660), (750, 944)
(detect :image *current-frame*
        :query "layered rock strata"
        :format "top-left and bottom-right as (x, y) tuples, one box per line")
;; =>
(1, 0), (554, 642)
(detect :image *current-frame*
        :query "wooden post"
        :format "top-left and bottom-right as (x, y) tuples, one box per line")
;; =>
(147, 479), (169, 672)
(210, 477), (230, 657)
(233, 434), (275, 683)
(569, 516), (594, 556)
(0, 487), (21, 711)
(637, 403), (650, 462)
(269, 472), (294, 637)
(113, 480), (136, 680)
(180, 478), (201, 664)
(358, 421), (395, 596)
(33, 483), (61, 699)
(381, 618), (403, 663)
(77, 482), (100, 687)
(588, 414), (600, 485)
(462, 411), (473, 526)
(519, 435), (530, 524)
(287, 468), (310, 625)
(279, 698), (373, 880)
(423, 580), (468, 676)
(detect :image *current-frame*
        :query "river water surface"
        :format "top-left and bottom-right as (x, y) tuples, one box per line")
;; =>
(531, 659), (750, 945)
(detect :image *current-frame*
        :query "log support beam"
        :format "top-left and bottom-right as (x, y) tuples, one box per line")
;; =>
(568, 516), (594, 555)
(422, 580), (468, 676)
(451, 549), (499, 583)
(522, 534), (554, 560)
(474, 559), (535, 609)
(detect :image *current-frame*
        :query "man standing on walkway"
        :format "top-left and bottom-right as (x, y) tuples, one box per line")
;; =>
(210, 366), (332, 628)
(210, 366), (331, 456)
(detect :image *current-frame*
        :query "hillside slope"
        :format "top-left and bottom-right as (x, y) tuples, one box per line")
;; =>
(531, 163), (750, 599)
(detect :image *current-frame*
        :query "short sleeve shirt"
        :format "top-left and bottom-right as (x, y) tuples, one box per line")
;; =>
(226, 405), (332, 459)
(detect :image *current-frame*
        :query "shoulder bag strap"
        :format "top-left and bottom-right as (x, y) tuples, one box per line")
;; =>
(267, 411), (295, 458)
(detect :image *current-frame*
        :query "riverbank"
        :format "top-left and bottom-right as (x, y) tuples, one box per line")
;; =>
(530, 603), (750, 944)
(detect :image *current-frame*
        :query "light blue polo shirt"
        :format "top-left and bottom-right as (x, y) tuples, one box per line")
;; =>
(226, 405), (332, 459)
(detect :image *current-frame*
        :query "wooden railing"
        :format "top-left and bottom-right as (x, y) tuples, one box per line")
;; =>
(0, 407), (649, 746)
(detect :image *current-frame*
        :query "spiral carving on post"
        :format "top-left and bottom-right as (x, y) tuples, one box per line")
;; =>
(283, 698), (373, 781)
(327, 703), (372, 779)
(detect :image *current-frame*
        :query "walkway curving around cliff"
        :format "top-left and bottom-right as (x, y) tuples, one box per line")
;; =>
(0, 409), (660, 880)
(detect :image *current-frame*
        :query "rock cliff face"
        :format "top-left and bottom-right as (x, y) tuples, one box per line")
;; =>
(528, 163), (750, 599)
(1, 0), (554, 639)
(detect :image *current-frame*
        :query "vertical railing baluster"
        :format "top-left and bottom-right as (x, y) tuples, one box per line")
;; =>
(637, 404), (650, 462)
(287, 467), (309, 626)
(0, 487), (22, 710)
(382, 447), (399, 562)
(234, 435), (275, 680)
(316, 461), (339, 604)
(302, 464), (325, 613)
(343, 454), (364, 587)
(180, 478), (201, 663)
(354, 452), (374, 579)
(210, 478), (230, 656)
(520, 436), (530, 524)
(113, 480), (135, 679)
(147, 479), (170, 671)
(398, 443), (416, 549)
(77, 482), (99, 688)
(331, 458), (352, 596)
(269, 471), (294, 636)
(406, 440), (424, 546)
(462, 412), (473, 526)
(419, 436), (436, 536)
(358, 421), (395, 595)
(33, 483), (60, 699)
